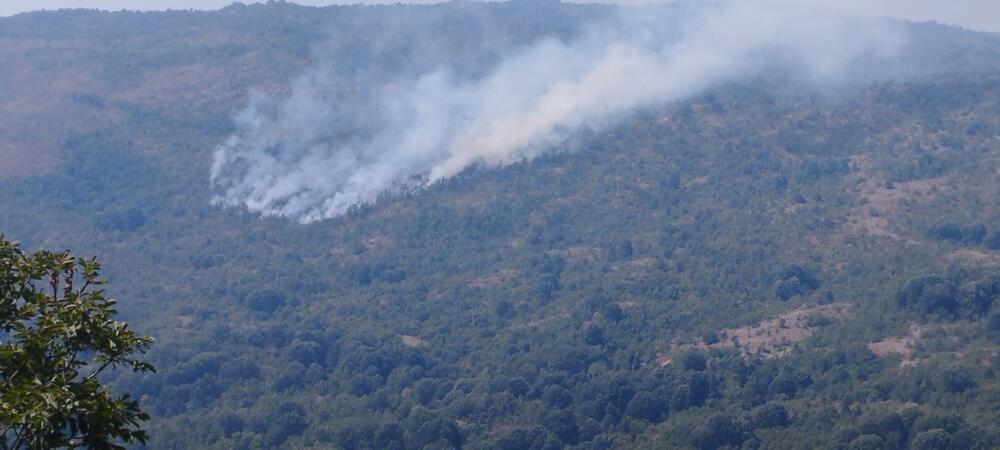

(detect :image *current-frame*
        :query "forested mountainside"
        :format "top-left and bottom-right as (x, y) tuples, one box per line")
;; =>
(2, 2), (1000, 449)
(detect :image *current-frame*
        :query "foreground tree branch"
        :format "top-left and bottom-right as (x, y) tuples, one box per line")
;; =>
(0, 236), (155, 449)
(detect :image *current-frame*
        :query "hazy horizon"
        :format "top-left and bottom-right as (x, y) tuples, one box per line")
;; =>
(2, 0), (999, 34)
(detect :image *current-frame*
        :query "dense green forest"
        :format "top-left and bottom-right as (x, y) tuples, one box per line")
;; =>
(1, 2), (1000, 449)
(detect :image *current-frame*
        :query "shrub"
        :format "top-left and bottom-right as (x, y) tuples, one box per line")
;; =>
(911, 429), (952, 450)
(681, 350), (707, 371)
(753, 402), (790, 428)
(897, 275), (959, 316)
(625, 392), (667, 422)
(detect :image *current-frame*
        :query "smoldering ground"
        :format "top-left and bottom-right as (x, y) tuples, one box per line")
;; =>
(210, 0), (907, 223)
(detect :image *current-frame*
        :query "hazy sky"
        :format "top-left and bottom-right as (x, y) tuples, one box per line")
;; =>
(1, 0), (999, 33)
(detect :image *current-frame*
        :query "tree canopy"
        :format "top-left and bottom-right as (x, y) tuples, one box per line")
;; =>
(0, 236), (154, 449)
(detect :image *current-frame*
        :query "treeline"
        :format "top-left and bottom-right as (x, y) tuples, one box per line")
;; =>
(926, 222), (1000, 250)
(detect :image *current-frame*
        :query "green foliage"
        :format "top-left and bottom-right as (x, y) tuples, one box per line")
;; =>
(752, 402), (789, 429)
(679, 351), (707, 372)
(691, 413), (751, 450)
(986, 230), (1000, 250)
(0, 3), (999, 449)
(938, 365), (976, 393)
(897, 274), (960, 316)
(625, 391), (667, 423)
(848, 434), (885, 450)
(910, 429), (952, 450)
(583, 324), (605, 346)
(775, 265), (821, 301)
(898, 271), (1000, 319)
(987, 310), (1000, 334)
(0, 236), (154, 449)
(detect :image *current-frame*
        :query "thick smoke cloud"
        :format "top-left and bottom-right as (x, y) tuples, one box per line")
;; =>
(210, 1), (906, 222)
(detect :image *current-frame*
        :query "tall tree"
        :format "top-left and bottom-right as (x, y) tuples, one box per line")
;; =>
(0, 236), (154, 449)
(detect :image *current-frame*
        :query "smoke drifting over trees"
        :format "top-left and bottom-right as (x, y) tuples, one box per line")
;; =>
(210, 1), (906, 222)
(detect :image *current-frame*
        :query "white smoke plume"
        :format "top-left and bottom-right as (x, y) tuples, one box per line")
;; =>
(210, 0), (906, 223)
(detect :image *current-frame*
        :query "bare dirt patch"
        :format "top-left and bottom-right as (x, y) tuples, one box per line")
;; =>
(470, 269), (517, 289)
(515, 312), (571, 330)
(675, 303), (853, 358)
(546, 246), (601, 264)
(867, 323), (944, 367)
(682, 175), (709, 188)
(842, 155), (947, 240)
(612, 257), (658, 271)
(947, 249), (1000, 267)
(400, 335), (425, 348)
(363, 232), (394, 252)
(655, 355), (673, 368)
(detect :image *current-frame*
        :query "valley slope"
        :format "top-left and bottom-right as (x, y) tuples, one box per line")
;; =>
(1, 3), (1000, 449)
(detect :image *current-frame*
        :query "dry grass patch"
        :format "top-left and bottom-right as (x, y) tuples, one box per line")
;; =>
(400, 335), (425, 348)
(947, 249), (1000, 267)
(675, 303), (853, 358)
(470, 269), (517, 289)
(867, 323), (924, 362)
(611, 257), (658, 272)
(843, 155), (948, 240)
(546, 246), (601, 264)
